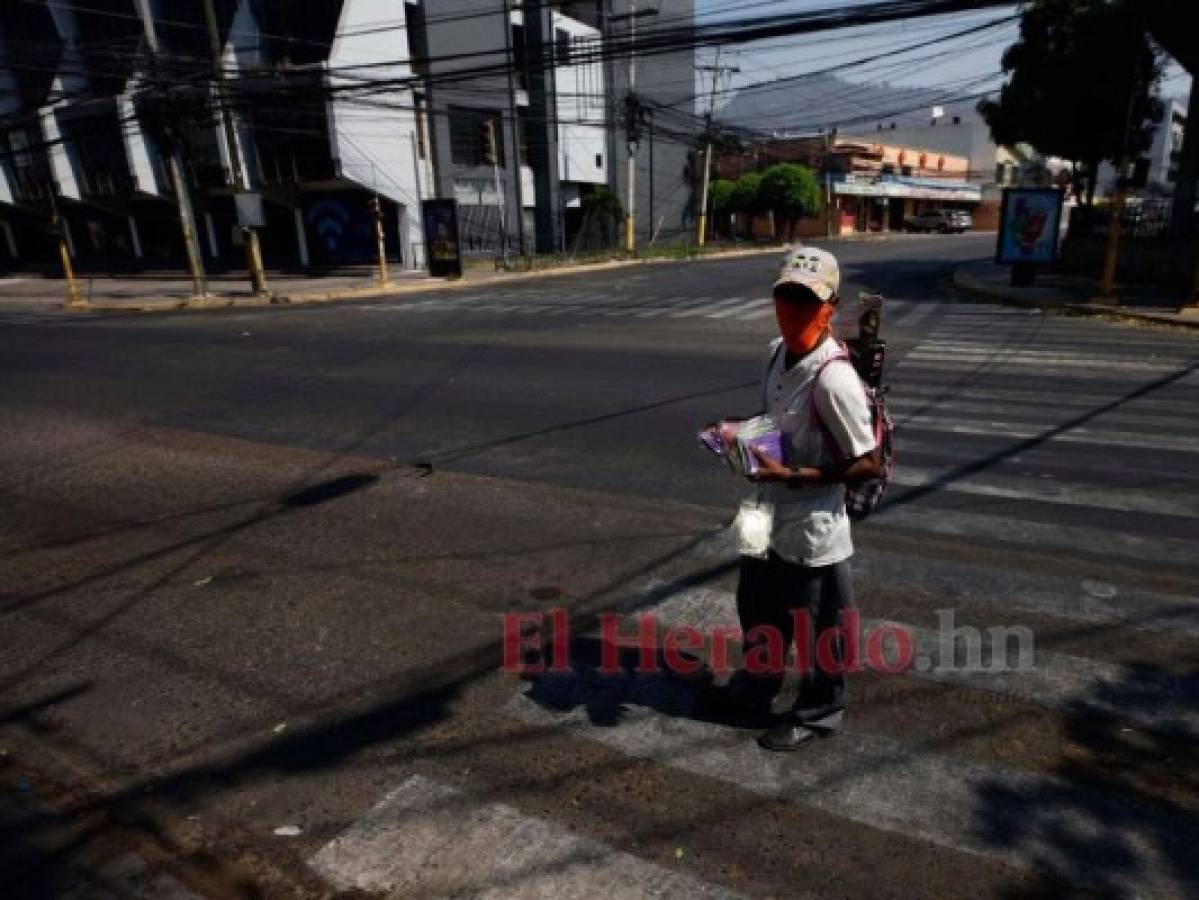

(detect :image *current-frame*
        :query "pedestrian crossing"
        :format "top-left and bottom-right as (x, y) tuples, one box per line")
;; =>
(304, 306), (1197, 897)
(346, 290), (971, 327)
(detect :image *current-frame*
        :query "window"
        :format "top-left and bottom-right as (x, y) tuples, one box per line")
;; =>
(952, 115), (961, 125)
(595, 153), (602, 169)
(449, 108), (504, 167)
(555, 29), (572, 65)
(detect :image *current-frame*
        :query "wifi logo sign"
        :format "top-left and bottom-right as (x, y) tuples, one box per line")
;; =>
(307, 199), (352, 253)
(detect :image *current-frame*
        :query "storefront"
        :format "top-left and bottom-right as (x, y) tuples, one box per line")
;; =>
(831, 174), (982, 234)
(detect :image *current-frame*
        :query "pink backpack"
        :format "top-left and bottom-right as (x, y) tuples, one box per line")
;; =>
(810, 350), (895, 521)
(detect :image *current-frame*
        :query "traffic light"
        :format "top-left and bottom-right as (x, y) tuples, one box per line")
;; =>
(480, 118), (497, 165)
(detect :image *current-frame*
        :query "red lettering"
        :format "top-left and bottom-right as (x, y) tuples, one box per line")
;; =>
(599, 613), (659, 674)
(549, 607), (571, 673)
(816, 609), (862, 675)
(744, 624), (785, 676)
(663, 625), (703, 676)
(708, 626), (743, 678)
(501, 612), (544, 674)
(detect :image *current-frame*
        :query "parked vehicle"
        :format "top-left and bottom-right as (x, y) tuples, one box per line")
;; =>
(903, 210), (972, 233)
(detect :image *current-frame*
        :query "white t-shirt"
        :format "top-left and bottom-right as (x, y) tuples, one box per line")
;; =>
(758, 335), (877, 566)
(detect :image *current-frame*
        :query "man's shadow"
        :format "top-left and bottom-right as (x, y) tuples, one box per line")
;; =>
(519, 635), (776, 731)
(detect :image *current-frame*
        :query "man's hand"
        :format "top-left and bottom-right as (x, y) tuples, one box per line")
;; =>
(748, 448), (792, 483)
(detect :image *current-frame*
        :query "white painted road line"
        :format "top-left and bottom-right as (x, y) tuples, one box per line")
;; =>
(638, 585), (1199, 738)
(894, 418), (1199, 455)
(310, 775), (743, 899)
(705, 298), (773, 319)
(685, 523), (1199, 630)
(506, 689), (1192, 898)
(889, 464), (1199, 516)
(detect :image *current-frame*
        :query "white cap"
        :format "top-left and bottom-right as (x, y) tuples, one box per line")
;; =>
(773, 245), (840, 302)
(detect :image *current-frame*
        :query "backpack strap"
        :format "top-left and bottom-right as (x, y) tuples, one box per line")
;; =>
(761, 338), (785, 410)
(808, 352), (861, 460)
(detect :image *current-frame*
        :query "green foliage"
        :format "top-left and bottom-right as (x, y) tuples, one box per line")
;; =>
(708, 179), (736, 214)
(582, 186), (623, 225)
(729, 172), (764, 214)
(759, 163), (821, 218)
(977, 0), (1163, 203)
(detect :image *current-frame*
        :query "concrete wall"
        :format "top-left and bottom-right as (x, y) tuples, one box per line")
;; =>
(552, 12), (606, 188)
(326, 0), (429, 265)
(609, 0), (696, 245)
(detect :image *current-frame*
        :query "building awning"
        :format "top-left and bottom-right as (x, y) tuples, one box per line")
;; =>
(832, 175), (981, 202)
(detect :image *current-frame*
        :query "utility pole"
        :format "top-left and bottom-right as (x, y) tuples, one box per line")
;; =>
(202, 0), (268, 296)
(611, 2), (657, 255)
(368, 194), (388, 288)
(483, 117), (508, 264)
(133, 0), (207, 298)
(696, 53), (738, 247)
(501, 0), (527, 262)
(1094, 85), (1141, 306)
(625, 0), (637, 254)
(49, 198), (82, 307)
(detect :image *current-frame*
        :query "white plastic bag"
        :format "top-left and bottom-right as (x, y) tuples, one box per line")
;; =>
(733, 496), (774, 559)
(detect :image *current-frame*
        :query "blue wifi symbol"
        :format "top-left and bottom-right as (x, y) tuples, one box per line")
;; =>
(307, 199), (351, 252)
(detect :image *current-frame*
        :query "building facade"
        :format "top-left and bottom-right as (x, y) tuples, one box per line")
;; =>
(0, 0), (696, 274)
(716, 137), (981, 238)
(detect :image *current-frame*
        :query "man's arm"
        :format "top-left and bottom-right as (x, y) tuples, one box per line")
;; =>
(749, 449), (879, 485)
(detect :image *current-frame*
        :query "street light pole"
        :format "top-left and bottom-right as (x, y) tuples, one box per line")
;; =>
(696, 55), (738, 247)
(133, 0), (207, 298)
(625, 0), (638, 255)
(611, 4), (657, 256)
(202, 0), (268, 296)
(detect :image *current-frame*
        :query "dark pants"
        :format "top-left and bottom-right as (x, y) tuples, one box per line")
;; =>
(734, 551), (855, 730)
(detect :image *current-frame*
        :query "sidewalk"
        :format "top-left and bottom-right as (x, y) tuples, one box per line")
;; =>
(0, 269), (434, 314)
(953, 260), (1199, 329)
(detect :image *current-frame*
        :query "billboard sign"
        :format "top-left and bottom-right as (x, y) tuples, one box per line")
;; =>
(422, 199), (463, 278)
(996, 188), (1064, 265)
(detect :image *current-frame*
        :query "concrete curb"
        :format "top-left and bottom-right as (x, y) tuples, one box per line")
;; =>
(952, 264), (1199, 331)
(59, 245), (797, 314)
(51, 233), (988, 315)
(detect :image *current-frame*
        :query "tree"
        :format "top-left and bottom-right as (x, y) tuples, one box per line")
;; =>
(729, 172), (764, 216)
(759, 163), (821, 240)
(978, 0), (1163, 206)
(581, 187), (623, 248)
(708, 179), (736, 239)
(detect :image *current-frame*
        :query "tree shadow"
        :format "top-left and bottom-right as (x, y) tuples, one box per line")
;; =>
(974, 660), (1199, 898)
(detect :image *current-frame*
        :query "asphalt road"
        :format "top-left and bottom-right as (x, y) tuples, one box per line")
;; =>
(2, 233), (1198, 899)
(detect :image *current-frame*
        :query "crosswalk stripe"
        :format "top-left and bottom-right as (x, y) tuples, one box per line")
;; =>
(633, 585), (1198, 738)
(310, 775), (743, 898)
(505, 688), (1190, 898)
(869, 503), (1199, 572)
(705, 298), (773, 319)
(893, 303), (941, 328)
(895, 417), (1199, 454)
(670, 296), (753, 318)
(741, 301), (778, 319)
(889, 464), (1199, 516)
(902, 352), (1191, 374)
(686, 525), (1199, 631)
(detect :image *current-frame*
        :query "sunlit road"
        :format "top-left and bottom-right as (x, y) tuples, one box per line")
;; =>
(2, 233), (1197, 898)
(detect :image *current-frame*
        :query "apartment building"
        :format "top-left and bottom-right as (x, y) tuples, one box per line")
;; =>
(0, 0), (696, 273)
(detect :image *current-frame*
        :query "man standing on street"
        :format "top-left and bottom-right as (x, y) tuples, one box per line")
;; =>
(726, 246), (879, 751)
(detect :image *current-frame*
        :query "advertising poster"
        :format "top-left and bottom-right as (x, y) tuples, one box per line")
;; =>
(422, 199), (463, 278)
(996, 188), (1064, 265)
